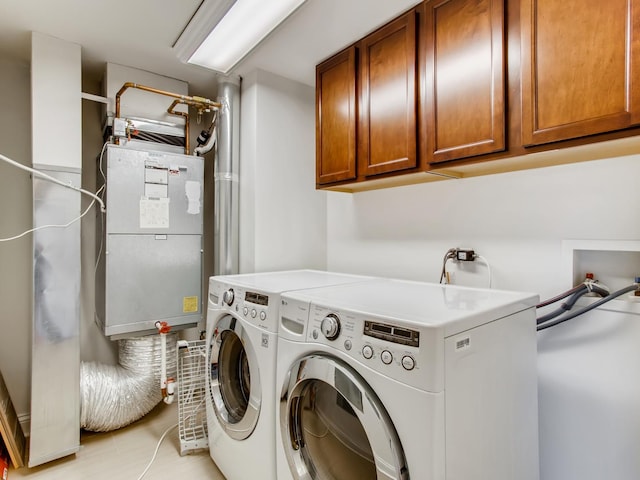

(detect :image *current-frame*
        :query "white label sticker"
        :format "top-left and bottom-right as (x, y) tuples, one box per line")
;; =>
(140, 198), (170, 228)
(185, 180), (201, 215)
(455, 337), (471, 351)
(145, 168), (168, 185)
(144, 183), (168, 198)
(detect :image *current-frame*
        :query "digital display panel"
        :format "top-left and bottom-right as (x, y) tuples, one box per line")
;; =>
(245, 291), (269, 306)
(364, 320), (419, 347)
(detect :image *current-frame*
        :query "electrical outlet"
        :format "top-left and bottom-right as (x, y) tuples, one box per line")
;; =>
(456, 249), (475, 261)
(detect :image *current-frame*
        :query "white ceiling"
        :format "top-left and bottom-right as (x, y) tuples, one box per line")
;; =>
(0, 0), (421, 94)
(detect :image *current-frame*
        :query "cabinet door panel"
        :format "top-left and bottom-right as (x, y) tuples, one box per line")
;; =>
(316, 48), (357, 185)
(424, 0), (506, 164)
(521, 0), (640, 145)
(359, 10), (418, 177)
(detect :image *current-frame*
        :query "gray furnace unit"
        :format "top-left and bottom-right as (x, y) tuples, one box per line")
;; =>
(96, 144), (203, 338)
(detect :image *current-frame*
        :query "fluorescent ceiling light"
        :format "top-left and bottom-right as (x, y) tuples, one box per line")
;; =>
(175, 0), (307, 74)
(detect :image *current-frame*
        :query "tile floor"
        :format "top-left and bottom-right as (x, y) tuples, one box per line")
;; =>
(9, 403), (225, 480)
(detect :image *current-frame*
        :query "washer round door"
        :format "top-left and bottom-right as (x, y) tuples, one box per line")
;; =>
(280, 354), (408, 480)
(209, 314), (261, 440)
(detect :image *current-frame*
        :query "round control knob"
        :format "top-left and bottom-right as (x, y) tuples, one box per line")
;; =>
(362, 345), (374, 359)
(259, 311), (267, 321)
(251, 309), (257, 318)
(344, 340), (352, 351)
(381, 350), (393, 365)
(243, 307), (249, 316)
(223, 289), (235, 306)
(402, 355), (416, 371)
(320, 314), (341, 340)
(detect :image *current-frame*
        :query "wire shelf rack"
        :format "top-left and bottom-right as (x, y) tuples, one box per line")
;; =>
(177, 339), (209, 455)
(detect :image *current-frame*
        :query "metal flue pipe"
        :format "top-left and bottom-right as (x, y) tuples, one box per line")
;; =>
(214, 76), (240, 276)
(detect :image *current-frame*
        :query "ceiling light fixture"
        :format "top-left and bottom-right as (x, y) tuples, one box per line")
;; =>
(174, 0), (308, 74)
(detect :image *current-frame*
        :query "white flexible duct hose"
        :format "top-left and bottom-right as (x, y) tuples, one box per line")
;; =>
(80, 333), (177, 432)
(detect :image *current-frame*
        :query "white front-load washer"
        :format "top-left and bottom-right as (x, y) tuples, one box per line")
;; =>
(205, 270), (373, 480)
(277, 278), (540, 480)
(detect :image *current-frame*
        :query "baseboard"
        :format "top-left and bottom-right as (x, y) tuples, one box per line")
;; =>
(17, 413), (29, 438)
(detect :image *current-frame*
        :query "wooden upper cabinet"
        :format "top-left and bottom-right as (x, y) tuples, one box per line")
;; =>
(422, 0), (506, 164)
(358, 10), (419, 177)
(316, 47), (357, 185)
(521, 0), (640, 146)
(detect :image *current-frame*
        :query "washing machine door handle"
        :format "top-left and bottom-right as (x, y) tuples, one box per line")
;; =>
(280, 354), (409, 480)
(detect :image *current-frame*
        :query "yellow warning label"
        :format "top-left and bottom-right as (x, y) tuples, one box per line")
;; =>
(183, 296), (199, 313)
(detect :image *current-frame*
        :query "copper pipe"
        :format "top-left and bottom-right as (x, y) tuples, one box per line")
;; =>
(167, 99), (190, 154)
(115, 82), (221, 154)
(115, 82), (221, 118)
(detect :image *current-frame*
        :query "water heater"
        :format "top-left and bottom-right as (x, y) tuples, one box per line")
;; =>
(95, 144), (203, 338)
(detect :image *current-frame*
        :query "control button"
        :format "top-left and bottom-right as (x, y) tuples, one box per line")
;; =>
(362, 345), (373, 359)
(259, 311), (267, 321)
(381, 350), (393, 365)
(344, 340), (352, 351)
(320, 313), (341, 341)
(401, 355), (416, 371)
(243, 307), (249, 316)
(251, 309), (257, 318)
(312, 329), (318, 340)
(222, 289), (234, 306)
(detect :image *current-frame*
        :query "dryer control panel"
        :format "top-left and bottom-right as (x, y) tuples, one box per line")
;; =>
(363, 320), (420, 347)
(280, 298), (445, 393)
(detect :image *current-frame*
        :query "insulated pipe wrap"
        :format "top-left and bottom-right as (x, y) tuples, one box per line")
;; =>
(80, 333), (177, 432)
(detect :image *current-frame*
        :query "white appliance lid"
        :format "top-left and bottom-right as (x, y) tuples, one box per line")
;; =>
(283, 278), (539, 336)
(212, 270), (373, 294)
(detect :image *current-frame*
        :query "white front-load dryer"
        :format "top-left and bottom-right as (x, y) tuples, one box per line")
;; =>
(205, 270), (373, 480)
(277, 278), (540, 480)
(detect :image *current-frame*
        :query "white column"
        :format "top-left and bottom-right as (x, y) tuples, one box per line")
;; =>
(29, 31), (82, 467)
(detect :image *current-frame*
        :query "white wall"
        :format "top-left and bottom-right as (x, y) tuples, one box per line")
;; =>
(0, 55), (32, 417)
(327, 154), (640, 299)
(239, 69), (327, 273)
(31, 32), (81, 170)
(30, 32), (83, 465)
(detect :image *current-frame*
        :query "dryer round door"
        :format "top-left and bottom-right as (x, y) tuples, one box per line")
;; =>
(209, 314), (261, 440)
(280, 354), (408, 480)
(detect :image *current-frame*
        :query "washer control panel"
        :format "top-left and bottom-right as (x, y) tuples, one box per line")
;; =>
(208, 280), (279, 334)
(320, 313), (341, 340)
(300, 303), (442, 392)
(222, 288), (235, 306)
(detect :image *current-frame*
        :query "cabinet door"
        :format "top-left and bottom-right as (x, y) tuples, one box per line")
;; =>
(316, 47), (357, 185)
(423, 0), (506, 164)
(358, 10), (418, 177)
(521, 0), (640, 146)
